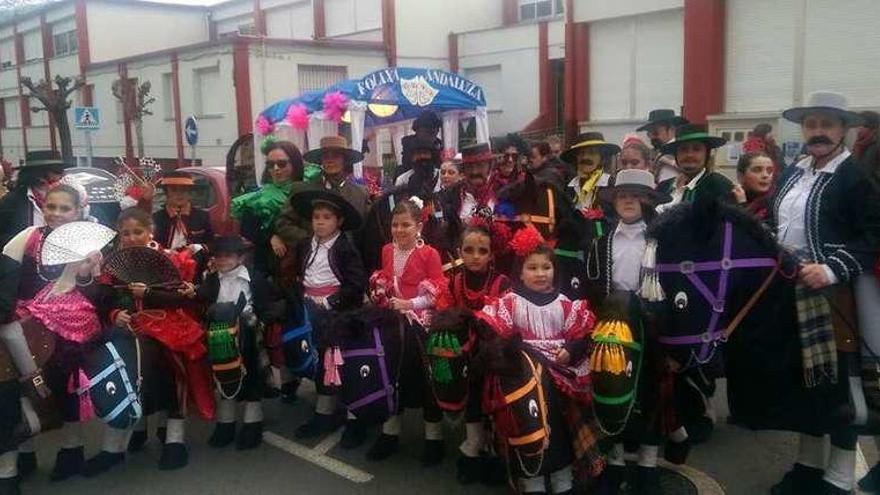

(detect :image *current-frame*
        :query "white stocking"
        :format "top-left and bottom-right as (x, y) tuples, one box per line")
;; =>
(61, 421), (83, 449)
(459, 422), (484, 458)
(243, 401), (263, 424)
(424, 420), (443, 441)
(549, 465), (573, 493)
(823, 445), (856, 491)
(381, 415), (401, 436)
(101, 425), (132, 454)
(0, 451), (17, 479)
(796, 433), (827, 470)
(0, 321), (37, 374)
(165, 418), (186, 444)
(216, 398), (236, 424)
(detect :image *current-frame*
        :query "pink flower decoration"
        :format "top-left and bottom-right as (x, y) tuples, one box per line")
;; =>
(322, 91), (348, 122)
(582, 208), (605, 220)
(255, 115), (273, 136)
(286, 104), (310, 130)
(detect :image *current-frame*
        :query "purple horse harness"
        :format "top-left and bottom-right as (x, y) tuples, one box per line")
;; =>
(341, 327), (397, 414)
(655, 222), (777, 363)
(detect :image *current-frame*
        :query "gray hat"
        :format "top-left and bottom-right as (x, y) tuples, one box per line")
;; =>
(782, 91), (864, 127)
(598, 169), (670, 205)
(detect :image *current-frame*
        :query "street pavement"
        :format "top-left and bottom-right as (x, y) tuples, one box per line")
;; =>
(18, 380), (879, 494)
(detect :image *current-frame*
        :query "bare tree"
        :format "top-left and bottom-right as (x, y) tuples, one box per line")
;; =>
(21, 74), (84, 163)
(113, 78), (155, 158)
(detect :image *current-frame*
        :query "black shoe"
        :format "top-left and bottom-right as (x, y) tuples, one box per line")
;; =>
(156, 427), (167, 444)
(481, 455), (507, 486)
(128, 429), (147, 452)
(685, 417), (715, 444)
(158, 443), (188, 471)
(339, 420), (367, 449)
(236, 422), (263, 450)
(635, 466), (661, 495)
(597, 464), (625, 495)
(860, 462), (880, 493)
(295, 414), (342, 440)
(16, 452), (36, 479)
(0, 477), (20, 495)
(208, 423), (236, 448)
(455, 455), (482, 484)
(817, 480), (850, 495)
(83, 451), (125, 478)
(366, 434), (399, 461)
(421, 439), (444, 467)
(663, 439), (691, 465)
(280, 381), (301, 405)
(770, 464), (824, 495)
(50, 446), (84, 482)
(262, 383), (281, 399)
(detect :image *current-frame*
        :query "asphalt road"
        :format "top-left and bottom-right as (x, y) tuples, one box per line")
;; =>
(16, 380), (879, 494)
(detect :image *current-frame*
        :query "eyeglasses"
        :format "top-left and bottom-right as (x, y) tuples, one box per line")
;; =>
(266, 159), (290, 169)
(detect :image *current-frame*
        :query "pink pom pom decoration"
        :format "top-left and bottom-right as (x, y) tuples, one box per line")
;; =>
(255, 115), (273, 136)
(322, 91), (348, 122)
(286, 104), (310, 130)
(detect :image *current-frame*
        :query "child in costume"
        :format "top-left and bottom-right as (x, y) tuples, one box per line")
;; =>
(368, 197), (448, 465)
(477, 225), (602, 494)
(103, 207), (212, 472)
(195, 235), (285, 450)
(0, 185), (107, 485)
(289, 191), (367, 447)
(447, 223), (511, 483)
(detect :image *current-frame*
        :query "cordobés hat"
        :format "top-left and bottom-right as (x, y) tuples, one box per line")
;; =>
(636, 109), (689, 132)
(782, 91), (863, 128)
(660, 124), (727, 155)
(212, 235), (248, 254)
(598, 169), (670, 205)
(15, 150), (74, 170)
(302, 135), (365, 166)
(560, 132), (621, 164)
(460, 143), (494, 166)
(159, 171), (196, 187)
(291, 189), (362, 231)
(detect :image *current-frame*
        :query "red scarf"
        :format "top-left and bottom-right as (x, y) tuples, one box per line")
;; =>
(165, 203), (192, 247)
(854, 128), (877, 161)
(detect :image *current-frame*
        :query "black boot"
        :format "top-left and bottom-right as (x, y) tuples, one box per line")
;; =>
(127, 429), (147, 452)
(685, 417), (714, 444)
(635, 466), (661, 495)
(0, 477), (20, 495)
(280, 381), (301, 405)
(295, 414), (342, 439)
(236, 422), (263, 450)
(158, 443), (188, 471)
(597, 464), (624, 495)
(207, 423), (236, 448)
(482, 455), (507, 486)
(83, 451), (125, 478)
(860, 462), (880, 493)
(16, 452), (36, 479)
(339, 419), (367, 449)
(50, 446), (84, 482)
(455, 455), (482, 484)
(366, 434), (399, 461)
(421, 439), (444, 467)
(663, 439), (691, 465)
(156, 427), (167, 444)
(770, 464), (824, 495)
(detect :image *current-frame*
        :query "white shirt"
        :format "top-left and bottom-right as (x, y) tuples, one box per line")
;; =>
(656, 168), (705, 214)
(777, 150), (850, 284)
(567, 172), (611, 210)
(459, 190), (496, 222)
(303, 233), (341, 289)
(611, 221), (647, 291)
(217, 264), (252, 312)
(655, 154), (679, 184)
(394, 169), (441, 193)
(27, 188), (45, 227)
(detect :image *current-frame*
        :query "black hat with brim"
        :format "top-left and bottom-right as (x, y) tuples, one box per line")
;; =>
(302, 147), (364, 167)
(636, 109), (689, 132)
(15, 150), (74, 170)
(560, 132), (621, 164)
(212, 235), (248, 254)
(291, 189), (362, 231)
(660, 124), (727, 155)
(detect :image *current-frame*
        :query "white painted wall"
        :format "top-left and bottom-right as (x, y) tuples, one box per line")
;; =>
(265, 1), (314, 39)
(87, 2), (209, 63)
(572, 0), (682, 23)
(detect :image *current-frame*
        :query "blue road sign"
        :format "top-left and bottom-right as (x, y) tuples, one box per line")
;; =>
(74, 107), (100, 129)
(184, 115), (198, 146)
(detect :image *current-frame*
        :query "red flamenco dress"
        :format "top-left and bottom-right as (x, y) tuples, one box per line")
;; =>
(449, 269), (511, 311)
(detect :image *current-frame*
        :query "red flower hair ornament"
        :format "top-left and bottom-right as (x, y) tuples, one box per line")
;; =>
(510, 225), (547, 258)
(467, 216), (513, 256)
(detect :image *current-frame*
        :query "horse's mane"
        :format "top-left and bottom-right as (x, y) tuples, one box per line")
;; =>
(648, 199), (779, 255)
(325, 305), (401, 346)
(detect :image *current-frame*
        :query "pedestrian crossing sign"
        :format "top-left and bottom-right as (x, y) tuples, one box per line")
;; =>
(74, 107), (100, 130)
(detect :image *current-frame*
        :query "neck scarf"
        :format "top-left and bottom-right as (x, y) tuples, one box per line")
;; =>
(513, 283), (558, 306)
(576, 168), (603, 208)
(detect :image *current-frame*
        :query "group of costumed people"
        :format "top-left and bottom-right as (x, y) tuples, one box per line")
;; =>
(0, 89), (877, 495)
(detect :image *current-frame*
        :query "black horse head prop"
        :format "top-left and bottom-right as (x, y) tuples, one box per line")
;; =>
(426, 308), (486, 412)
(205, 293), (248, 399)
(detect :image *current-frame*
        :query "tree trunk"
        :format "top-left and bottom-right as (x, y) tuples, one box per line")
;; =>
(55, 107), (74, 164)
(135, 119), (144, 158)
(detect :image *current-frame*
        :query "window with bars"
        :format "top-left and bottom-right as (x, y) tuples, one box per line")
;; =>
(52, 31), (77, 57)
(297, 64), (347, 93)
(519, 0), (563, 21)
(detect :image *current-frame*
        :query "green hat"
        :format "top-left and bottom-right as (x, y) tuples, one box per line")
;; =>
(660, 124), (727, 155)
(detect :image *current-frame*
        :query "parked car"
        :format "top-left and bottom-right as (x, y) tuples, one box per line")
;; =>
(155, 166), (236, 237)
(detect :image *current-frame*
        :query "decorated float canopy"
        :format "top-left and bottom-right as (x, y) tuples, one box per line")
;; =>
(254, 67), (491, 181)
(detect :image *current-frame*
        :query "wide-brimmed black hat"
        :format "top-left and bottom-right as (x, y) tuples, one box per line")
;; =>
(782, 91), (863, 128)
(460, 142), (494, 166)
(598, 169), (670, 205)
(291, 189), (362, 231)
(212, 235), (248, 254)
(660, 124), (727, 155)
(302, 135), (365, 167)
(403, 133), (441, 154)
(560, 132), (621, 164)
(412, 110), (442, 133)
(636, 109), (689, 132)
(15, 150), (74, 170)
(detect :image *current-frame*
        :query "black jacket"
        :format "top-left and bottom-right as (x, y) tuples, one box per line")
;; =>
(0, 188), (35, 247)
(152, 206), (214, 249)
(293, 234), (366, 311)
(658, 171), (735, 206)
(196, 266), (286, 323)
(770, 155), (880, 282)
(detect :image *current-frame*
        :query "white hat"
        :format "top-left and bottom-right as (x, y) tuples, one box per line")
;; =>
(782, 91), (863, 127)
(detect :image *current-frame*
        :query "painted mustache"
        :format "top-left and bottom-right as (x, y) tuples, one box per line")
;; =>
(807, 136), (834, 146)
